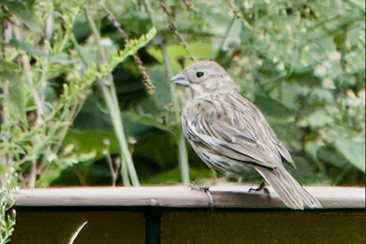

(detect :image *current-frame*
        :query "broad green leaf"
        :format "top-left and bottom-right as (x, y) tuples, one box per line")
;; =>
(254, 95), (296, 124)
(303, 110), (334, 129)
(317, 145), (347, 168)
(63, 129), (119, 158)
(334, 138), (365, 172)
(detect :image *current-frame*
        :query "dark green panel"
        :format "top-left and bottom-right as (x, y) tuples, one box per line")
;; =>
(10, 209), (145, 244)
(9, 207), (365, 244)
(161, 210), (365, 244)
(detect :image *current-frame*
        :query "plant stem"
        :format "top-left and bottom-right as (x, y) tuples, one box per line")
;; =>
(95, 0), (155, 94)
(160, 43), (190, 185)
(158, 0), (196, 61)
(84, 6), (140, 186)
(70, 33), (87, 66)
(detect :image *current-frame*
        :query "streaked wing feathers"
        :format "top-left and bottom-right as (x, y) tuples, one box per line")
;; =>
(182, 91), (295, 170)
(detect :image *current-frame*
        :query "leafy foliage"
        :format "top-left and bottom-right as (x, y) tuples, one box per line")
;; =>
(0, 0), (155, 242)
(0, 169), (16, 244)
(0, 0), (364, 207)
(0, 0), (364, 241)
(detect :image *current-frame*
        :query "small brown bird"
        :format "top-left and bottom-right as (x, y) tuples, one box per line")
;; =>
(171, 60), (322, 210)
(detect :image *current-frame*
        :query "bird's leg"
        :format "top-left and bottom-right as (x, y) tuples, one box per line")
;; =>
(189, 172), (225, 207)
(189, 171), (223, 191)
(188, 180), (215, 199)
(188, 184), (215, 210)
(205, 187), (214, 209)
(188, 178), (220, 191)
(248, 181), (266, 192)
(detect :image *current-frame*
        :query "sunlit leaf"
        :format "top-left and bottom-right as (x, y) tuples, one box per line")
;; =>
(303, 110), (334, 129)
(334, 138), (365, 172)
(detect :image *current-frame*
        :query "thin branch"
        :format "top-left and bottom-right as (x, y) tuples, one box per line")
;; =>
(70, 33), (87, 66)
(228, 0), (253, 30)
(181, 0), (199, 15)
(158, 0), (196, 61)
(104, 139), (119, 186)
(14, 28), (45, 119)
(95, 0), (155, 94)
(28, 157), (37, 188)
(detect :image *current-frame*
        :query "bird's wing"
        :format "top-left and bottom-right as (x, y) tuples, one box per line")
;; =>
(182, 91), (295, 169)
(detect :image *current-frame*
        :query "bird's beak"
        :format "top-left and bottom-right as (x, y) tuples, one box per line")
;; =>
(171, 72), (190, 86)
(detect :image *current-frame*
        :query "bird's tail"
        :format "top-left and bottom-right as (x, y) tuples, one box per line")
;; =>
(254, 166), (322, 210)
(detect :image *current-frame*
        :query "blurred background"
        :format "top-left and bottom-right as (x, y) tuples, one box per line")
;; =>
(0, 0), (365, 191)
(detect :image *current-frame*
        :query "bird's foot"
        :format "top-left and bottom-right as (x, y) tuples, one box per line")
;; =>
(188, 185), (210, 192)
(248, 182), (269, 194)
(188, 185), (215, 209)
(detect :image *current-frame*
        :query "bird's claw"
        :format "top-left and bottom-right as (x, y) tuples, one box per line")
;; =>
(248, 182), (268, 194)
(188, 185), (210, 192)
(188, 185), (215, 209)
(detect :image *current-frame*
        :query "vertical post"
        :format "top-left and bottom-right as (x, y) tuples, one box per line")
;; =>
(145, 211), (162, 244)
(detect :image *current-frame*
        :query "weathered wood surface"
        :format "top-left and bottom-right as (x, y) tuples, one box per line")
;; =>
(15, 186), (365, 209)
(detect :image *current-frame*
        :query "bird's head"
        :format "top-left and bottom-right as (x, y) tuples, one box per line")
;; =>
(171, 61), (239, 100)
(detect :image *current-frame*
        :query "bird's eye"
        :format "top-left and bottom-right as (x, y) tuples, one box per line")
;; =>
(196, 71), (204, 78)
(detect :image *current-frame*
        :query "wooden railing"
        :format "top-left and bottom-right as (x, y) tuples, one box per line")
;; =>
(11, 186), (365, 244)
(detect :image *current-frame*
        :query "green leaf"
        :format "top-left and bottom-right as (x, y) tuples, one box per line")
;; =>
(0, 60), (21, 72)
(317, 145), (347, 168)
(122, 112), (172, 135)
(0, 71), (14, 80)
(302, 110), (334, 129)
(253, 95), (296, 124)
(63, 129), (119, 158)
(334, 138), (365, 172)
(8, 38), (45, 57)
(146, 42), (212, 73)
(6, 75), (27, 124)
(36, 156), (80, 187)
(78, 150), (97, 162)
(3, 0), (42, 34)
(100, 27), (157, 75)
